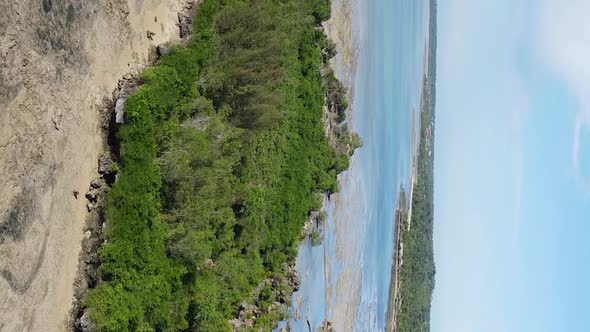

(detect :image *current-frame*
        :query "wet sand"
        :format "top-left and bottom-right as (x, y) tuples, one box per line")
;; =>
(323, 0), (363, 329)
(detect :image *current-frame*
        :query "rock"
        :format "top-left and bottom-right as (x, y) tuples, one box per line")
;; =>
(322, 320), (334, 331)
(98, 155), (113, 174)
(156, 43), (172, 57)
(277, 289), (288, 303)
(279, 322), (292, 332)
(73, 189), (79, 199)
(146, 30), (155, 40)
(85, 189), (99, 203)
(117, 78), (138, 98)
(86, 203), (94, 212)
(177, 3), (195, 40)
(293, 306), (301, 320)
(245, 316), (256, 329)
(76, 310), (96, 331)
(290, 270), (301, 291)
(204, 258), (215, 268)
(271, 278), (280, 288)
(229, 318), (242, 331)
(115, 98), (126, 124)
(239, 300), (248, 311)
(90, 178), (103, 189)
(230, 263), (299, 330)
(85, 252), (98, 264)
(84, 230), (92, 239)
(86, 266), (98, 287)
(98, 154), (118, 178)
(113, 78), (139, 124)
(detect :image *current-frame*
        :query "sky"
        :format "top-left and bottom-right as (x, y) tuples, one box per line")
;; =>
(432, 0), (590, 331)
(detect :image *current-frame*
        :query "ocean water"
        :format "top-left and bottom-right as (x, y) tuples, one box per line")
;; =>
(278, 1), (429, 330)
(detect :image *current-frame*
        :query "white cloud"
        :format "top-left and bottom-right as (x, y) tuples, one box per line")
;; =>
(536, 0), (590, 192)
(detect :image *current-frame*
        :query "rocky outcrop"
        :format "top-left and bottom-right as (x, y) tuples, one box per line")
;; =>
(156, 43), (173, 57)
(70, 2), (199, 330)
(114, 71), (142, 124)
(72, 152), (117, 331)
(76, 311), (96, 332)
(178, 1), (197, 40)
(111, 0), (199, 125)
(229, 263), (301, 331)
(322, 320), (334, 332)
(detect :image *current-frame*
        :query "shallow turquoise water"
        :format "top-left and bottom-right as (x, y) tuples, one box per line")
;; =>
(279, 1), (429, 330)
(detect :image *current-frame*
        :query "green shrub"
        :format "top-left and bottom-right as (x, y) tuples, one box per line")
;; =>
(87, 0), (348, 330)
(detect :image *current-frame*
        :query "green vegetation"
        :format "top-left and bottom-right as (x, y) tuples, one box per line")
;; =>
(317, 211), (328, 224)
(396, 2), (437, 331)
(310, 228), (324, 247)
(85, 0), (355, 331)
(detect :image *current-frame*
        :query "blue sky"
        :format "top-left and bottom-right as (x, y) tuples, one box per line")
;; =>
(432, 0), (590, 331)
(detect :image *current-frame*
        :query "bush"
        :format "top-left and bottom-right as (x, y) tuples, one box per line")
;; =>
(87, 0), (349, 330)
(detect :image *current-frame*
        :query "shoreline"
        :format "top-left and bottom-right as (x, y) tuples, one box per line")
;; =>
(386, 70), (424, 332)
(386, 5), (434, 330)
(386, 0), (438, 329)
(282, 0), (434, 330)
(323, 0), (362, 329)
(279, 0), (361, 330)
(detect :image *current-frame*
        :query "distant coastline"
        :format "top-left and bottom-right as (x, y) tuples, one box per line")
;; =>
(386, 0), (438, 331)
